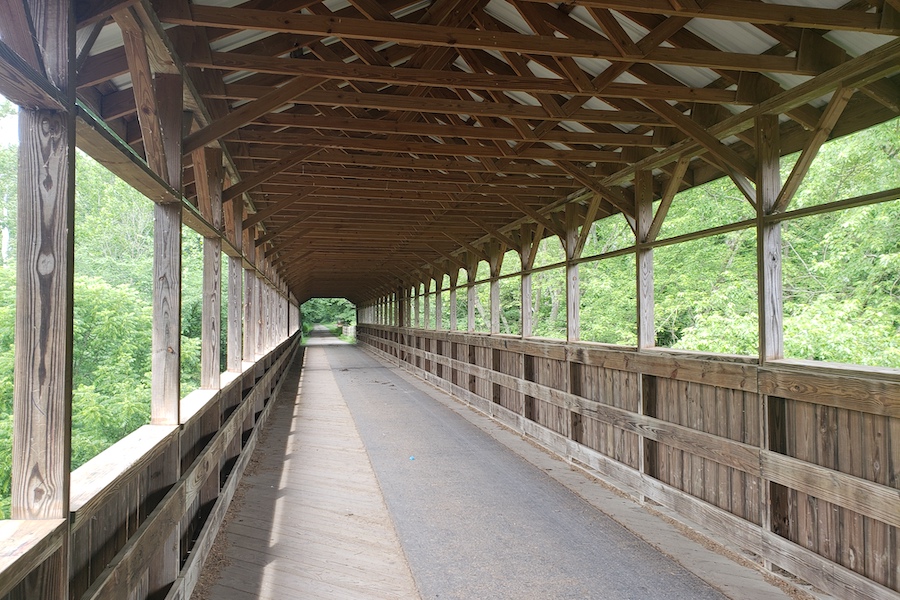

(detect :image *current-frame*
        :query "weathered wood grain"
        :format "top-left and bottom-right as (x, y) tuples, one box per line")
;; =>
(13, 107), (74, 524)
(760, 368), (900, 417)
(152, 201), (182, 424)
(0, 521), (66, 598)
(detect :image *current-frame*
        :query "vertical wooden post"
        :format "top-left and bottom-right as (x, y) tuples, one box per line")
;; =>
(565, 205), (580, 342)
(12, 86), (76, 520)
(145, 67), (186, 597)
(634, 169), (655, 502)
(434, 273), (443, 330)
(414, 282), (421, 328)
(243, 227), (257, 362)
(448, 269), (458, 331)
(635, 170), (655, 349)
(196, 147), (223, 389)
(397, 285), (406, 328)
(756, 115), (784, 363)
(466, 254), (478, 333)
(423, 278), (431, 329)
(255, 266), (266, 358)
(150, 204), (181, 418)
(11, 2), (75, 595)
(227, 196), (243, 372)
(520, 224), (537, 338)
(756, 114), (786, 559)
(488, 244), (503, 335)
(150, 80), (184, 424)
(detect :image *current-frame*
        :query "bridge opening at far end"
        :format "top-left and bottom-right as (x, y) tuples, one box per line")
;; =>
(301, 297), (357, 341)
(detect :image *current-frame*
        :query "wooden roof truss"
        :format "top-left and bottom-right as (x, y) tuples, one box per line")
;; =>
(2, 0), (898, 303)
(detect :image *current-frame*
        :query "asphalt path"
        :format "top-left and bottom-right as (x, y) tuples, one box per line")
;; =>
(319, 335), (729, 600)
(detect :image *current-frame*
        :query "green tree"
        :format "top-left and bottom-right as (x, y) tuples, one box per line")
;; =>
(302, 297), (356, 327)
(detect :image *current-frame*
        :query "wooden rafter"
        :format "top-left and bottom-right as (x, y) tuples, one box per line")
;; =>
(51, 0), (900, 303)
(161, 6), (813, 74)
(115, 7), (168, 180)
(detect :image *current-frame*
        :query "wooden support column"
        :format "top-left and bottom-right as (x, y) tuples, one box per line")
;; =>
(520, 224), (540, 338)
(13, 61), (75, 518)
(449, 269), (459, 331)
(634, 170), (656, 498)
(255, 267), (266, 358)
(565, 205), (580, 342)
(150, 82), (184, 423)
(195, 147), (223, 389)
(434, 273), (443, 330)
(466, 254), (478, 333)
(756, 114), (786, 557)
(756, 114), (784, 362)
(10, 1), (75, 595)
(226, 194), (243, 371)
(423, 279), (431, 329)
(243, 227), (257, 362)
(488, 244), (504, 335)
(397, 285), (406, 328)
(414, 282), (421, 328)
(263, 270), (270, 353)
(635, 170), (655, 349)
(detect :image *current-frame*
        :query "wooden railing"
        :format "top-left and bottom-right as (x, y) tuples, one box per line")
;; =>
(0, 334), (301, 600)
(359, 324), (900, 600)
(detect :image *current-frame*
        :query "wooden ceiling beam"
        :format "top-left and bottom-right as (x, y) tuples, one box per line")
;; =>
(0, 0), (44, 72)
(160, 5), (811, 73)
(542, 0), (896, 34)
(265, 167), (575, 187)
(244, 187), (317, 228)
(182, 75), (326, 155)
(194, 51), (586, 95)
(212, 86), (672, 126)
(606, 37), (900, 188)
(253, 112), (662, 146)
(251, 178), (576, 197)
(228, 130), (627, 163)
(240, 150), (569, 175)
(223, 146), (320, 201)
(643, 98), (756, 180)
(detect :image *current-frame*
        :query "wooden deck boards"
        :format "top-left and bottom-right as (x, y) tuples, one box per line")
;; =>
(195, 341), (420, 599)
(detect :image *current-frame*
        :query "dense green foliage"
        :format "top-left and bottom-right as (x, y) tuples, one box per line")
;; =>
(461, 118), (899, 366)
(301, 297), (356, 329)
(0, 141), (208, 517)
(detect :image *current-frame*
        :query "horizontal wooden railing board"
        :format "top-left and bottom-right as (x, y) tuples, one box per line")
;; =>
(179, 389), (220, 425)
(358, 325), (900, 600)
(0, 520), (66, 598)
(69, 425), (179, 530)
(759, 368), (900, 417)
(760, 451), (900, 530)
(760, 530), (899, 600)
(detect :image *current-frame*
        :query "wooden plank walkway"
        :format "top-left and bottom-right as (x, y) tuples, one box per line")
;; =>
(193, 332), (420, 599)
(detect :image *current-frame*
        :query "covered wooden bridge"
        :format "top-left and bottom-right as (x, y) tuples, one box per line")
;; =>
(0, 0), (898, 598)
